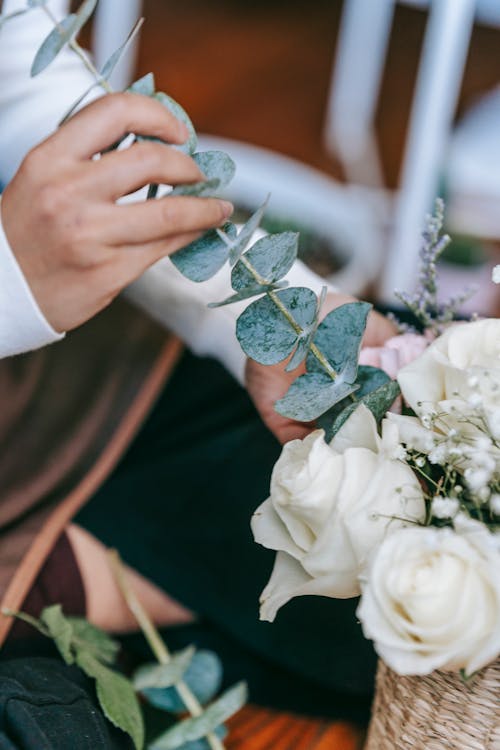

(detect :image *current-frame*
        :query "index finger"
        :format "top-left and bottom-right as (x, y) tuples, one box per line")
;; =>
(47, 93), (189, 161)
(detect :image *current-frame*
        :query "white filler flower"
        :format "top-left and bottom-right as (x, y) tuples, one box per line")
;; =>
(357, 516), (500, 676)
(252, 405), (425, 622)
(493, 265), (500, 284)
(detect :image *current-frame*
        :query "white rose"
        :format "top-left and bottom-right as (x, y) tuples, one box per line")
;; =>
(252, 405), (425, 622)
(398, 319), (500, 418)
(357, 516), (500, 676)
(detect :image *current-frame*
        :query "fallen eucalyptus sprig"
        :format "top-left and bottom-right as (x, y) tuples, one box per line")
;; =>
(2, 552), (248, 750)
(108, 550), (247, 750)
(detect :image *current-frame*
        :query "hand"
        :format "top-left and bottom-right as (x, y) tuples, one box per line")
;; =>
(1, 93), (233, 333)
(245, 291), (397, 444)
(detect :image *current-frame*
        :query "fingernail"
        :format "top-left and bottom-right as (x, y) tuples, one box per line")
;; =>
(220, 200), (234, 218)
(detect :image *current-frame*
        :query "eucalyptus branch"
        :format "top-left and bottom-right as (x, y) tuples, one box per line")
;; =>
(239, 254), (338, 379)
(1, 607), (50, 636)
(107, 550), (226, 750)
(41, 3), (113, 93)
(20, 0), (392, 432)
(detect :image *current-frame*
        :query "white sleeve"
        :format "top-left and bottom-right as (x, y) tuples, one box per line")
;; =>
(0, 0), (96, 358)
(125, 254), (338, 385)
(0, 197), (64, 356)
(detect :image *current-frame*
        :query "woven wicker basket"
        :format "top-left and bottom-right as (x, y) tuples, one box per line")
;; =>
(364, 658), (500, 750)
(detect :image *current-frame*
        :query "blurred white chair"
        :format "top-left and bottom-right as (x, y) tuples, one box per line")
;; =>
(91, 0), (143, 90)
(326, 0), (500, 301)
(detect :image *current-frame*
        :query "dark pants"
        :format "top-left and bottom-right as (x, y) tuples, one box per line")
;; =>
(0, 658), (132, 749)
(1, 352), (376, 747)
(76, 352), (376, 722)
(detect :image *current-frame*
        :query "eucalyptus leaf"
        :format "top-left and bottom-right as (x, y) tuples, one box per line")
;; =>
(128, 72), (156, 96)
(134, 647), (195, 691)
(231, 232), (298, 291)
(236, 287), (317, 365)
(316, 366), (394, 438)
(149, 682), (247, 750)
(193, 151), (236, 191)
(171, 178), (220, 198)
(76, 650), (144, 750)
(284, 285), (325, 372)
(284, 330), (314, 373)
(40, 605), (74, 665)
(0, 9), (29, 28)
(324, 377), (401, 440)
(306, 301), (371, 382)
(171, 223), (236, 282)
(228, 199), (269, 265)
(67, 617), (120, 665)
(142, 651), (223, 714)
(155, 93), (197, 155)
(31, 14), (78, 77)
(73, 0), (98, 31)
(208, 281), (286, 308)
(275, 373), (359, 422)
(100, 18), (144, 79)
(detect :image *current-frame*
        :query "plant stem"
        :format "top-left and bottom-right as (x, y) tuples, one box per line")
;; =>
(42, 5), (113, 93)
(107, 551), (225, 750)
(1, 608), (50, 637)
(71, 39), (114, 93)
(269, 290), (337, 379)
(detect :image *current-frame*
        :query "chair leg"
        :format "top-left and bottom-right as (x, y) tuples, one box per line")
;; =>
(380, 0), (476, 302)
(323, 0), (395, 187)
(91, 0), (143, 90)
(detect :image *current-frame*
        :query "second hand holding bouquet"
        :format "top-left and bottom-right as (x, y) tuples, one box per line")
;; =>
(253, 203), (500, 680)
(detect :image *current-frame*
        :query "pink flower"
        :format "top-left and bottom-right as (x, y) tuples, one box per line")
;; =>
(359, 333), (429, 380)
(359, 333), (429, 413)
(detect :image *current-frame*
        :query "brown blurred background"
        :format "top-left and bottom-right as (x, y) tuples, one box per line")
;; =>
(130, 0), (500, 188)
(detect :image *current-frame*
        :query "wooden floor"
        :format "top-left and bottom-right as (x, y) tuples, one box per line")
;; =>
(226, 705), (364, 750)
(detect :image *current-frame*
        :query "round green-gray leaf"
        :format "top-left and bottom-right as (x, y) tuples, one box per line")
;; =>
(231, 232), (298, 291)
(236, 287), (317, 365)
(155, 93), (197, 154)
(193, 151), (236, 191)
(171, 223), (237, 282)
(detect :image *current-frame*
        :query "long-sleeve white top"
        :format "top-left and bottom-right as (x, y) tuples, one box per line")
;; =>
(0, 0), (335, 382)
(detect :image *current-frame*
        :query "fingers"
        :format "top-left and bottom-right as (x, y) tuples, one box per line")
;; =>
(95, 231), (203, 297)
(47, 93), (189, 161)
(364, 310), (398, 347)
(89, 141), (204, 200)
(114, 230), (204, 281)
(105, 195), (233, 244)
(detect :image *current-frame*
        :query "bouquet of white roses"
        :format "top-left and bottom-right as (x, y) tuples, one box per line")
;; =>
(252, 261), (500, 681)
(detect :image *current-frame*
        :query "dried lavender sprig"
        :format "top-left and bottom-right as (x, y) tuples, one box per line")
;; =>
(395, 198), (477, 334)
